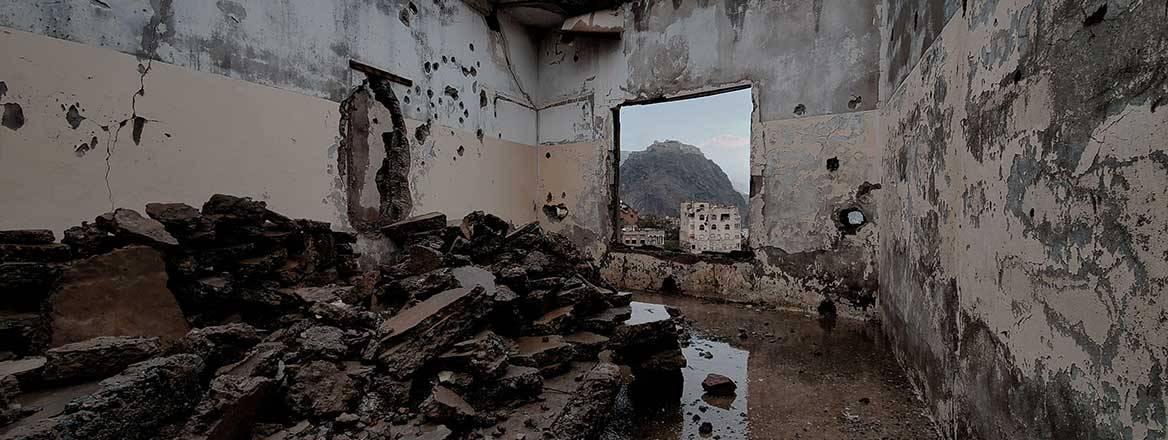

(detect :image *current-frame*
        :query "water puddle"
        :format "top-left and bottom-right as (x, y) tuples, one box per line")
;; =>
(602, 301), (750, 440)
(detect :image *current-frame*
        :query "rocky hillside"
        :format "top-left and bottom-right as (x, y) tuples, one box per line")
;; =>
(620, 140), (747, 219)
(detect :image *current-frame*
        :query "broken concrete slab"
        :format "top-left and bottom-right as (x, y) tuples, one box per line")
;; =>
(47, 246), (189, 347)
(41, 336), (161, 384)
(0, 356), (45, 386)
(172, 374), (275, 440)
(283, 360), (359, 418)
(372, 267), (495, 379)
(563, 332), (609, 360)
(95, 208), (180, 247)
(2, 354), (205, 439)
(0, 244), (72, 263)
(381, 212), (446, 240)
(544, 362), (622, 440)
(0, 230), (55, 245)
(421, 385), (478, 427)
(512, 336), (575, 371)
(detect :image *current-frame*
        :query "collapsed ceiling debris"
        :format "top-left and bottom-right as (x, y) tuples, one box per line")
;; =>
(0, 194), (686, 439)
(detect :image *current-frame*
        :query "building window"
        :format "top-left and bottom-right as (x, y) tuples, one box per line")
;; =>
(699, 225), (705, 230)
(724, 224), (730, 230)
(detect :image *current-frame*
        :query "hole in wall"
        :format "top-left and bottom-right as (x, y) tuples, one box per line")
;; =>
(847, 95), (863, 110)
(837, 208), (867, 234)
(616, 86), (752, 255)
(546, 152), (552, 159)
(660, 276), (679, 294)
(543, 203), (569, 221)
(793, 104), (806, 115)
(826, 157), (840, 171)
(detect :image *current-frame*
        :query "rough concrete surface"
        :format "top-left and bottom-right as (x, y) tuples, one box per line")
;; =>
(879, 0), (1168, 438)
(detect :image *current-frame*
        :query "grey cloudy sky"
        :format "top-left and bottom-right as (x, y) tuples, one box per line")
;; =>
(619, 88), (753, 194)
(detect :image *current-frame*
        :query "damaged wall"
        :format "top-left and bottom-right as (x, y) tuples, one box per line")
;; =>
(0, 27), (341, 233)
(0, 0), (544, 234)
(879, 0), (1168, 438)
(535, 0), (885, 314)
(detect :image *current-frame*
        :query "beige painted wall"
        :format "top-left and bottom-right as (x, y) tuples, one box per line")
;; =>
(0, 26), (343, 233)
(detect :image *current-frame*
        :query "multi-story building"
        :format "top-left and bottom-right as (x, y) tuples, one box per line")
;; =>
(679, 202), (741, 253)
(620, 227), (666, 247)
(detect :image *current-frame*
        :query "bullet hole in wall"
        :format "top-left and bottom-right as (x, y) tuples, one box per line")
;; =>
(408, 2), (417, 13)
(826, 157), (840, 171)
(545, 152), (551, 159)
(442, 56), (448, 63)
(480, 90), (488, 108)
(561, 192), (566, 198)
(794, 104), (806, 115)
(427, 89), (434, 98)
(547, 192), (554, 202)
(1029, 208), (1035, 218)
(476, 128), (484, 141)
(423, 63), (431, 74)
(837, 208), (867, 234)
(847, 95), (862, 110)
(2, 103), (25, 130)
(543, 203), (569, 221)
(913, 11), (918, 30)
(469, 43), (475, 51)
(1083, 3), (1107, 27)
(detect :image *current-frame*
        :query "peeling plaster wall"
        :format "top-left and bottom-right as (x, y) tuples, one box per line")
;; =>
(879, 0), (1168, 438)
(0, 27), (341, 233)
(535, 0), (885, 314)
(0, 0), (544, 233)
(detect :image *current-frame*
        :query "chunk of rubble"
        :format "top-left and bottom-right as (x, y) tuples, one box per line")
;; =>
(170, 374), (275, 439)
(381, 212), (447, 240)
(512, 335), (575, 373)
(47, 246), (189, 347)
(0, 230), (55, 245)
(3, 354), (205, 439)
(371, 267), (496, 379)
(41, 336), (161, 384)
(283, 360), (359, 417)
(701, 373), (737, 396)
(95, 208), (180, 246)
(421, 385), (478, 427)
(544, 362), (622, 440)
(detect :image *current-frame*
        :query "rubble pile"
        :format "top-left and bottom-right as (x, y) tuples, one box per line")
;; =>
(0, 195), (687, 439)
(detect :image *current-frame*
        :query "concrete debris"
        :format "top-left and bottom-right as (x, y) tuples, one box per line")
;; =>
(700, 373), (737, 396)
(0, 196), (686, 440)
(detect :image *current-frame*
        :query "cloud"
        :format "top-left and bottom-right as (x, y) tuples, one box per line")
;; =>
(701, 134), (750, 151)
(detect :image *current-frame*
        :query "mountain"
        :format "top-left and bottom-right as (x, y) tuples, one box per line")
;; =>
(620, 140), (748, 220)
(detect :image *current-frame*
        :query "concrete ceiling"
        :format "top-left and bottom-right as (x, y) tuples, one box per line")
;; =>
(480, 0), (625, 28)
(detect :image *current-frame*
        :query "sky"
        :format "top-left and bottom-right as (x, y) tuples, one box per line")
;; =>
(620, 88), (752, 194)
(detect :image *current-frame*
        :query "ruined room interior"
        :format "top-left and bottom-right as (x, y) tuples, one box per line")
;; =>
(0, 0), (1165, 438)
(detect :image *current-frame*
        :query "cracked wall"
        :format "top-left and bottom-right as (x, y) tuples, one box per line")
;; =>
(0, 27), (341, 233)
(879, 0), (1168, 437)
(535, 0), (885, 315)
(0, 0), (543, 235)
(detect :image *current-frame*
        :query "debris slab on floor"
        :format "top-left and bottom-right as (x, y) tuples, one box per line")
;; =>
(0, 194), (687, 440)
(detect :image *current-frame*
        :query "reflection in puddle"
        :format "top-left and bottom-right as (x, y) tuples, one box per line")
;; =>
(603, 302), (749, 440)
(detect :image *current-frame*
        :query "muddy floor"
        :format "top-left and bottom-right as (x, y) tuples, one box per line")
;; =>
(602, 293), (940, 440)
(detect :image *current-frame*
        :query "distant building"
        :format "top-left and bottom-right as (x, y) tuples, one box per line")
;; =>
(619, 200), (640, 226)
(679, 202), (741, 253)
(621, 227), (665, 247)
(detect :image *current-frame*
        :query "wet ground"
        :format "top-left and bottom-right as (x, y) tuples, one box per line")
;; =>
(602, 293), (940, 440)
